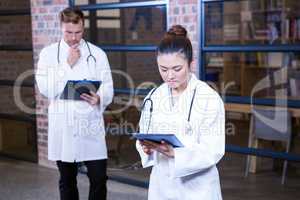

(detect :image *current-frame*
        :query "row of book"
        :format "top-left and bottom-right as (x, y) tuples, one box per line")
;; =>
(224, 24), (240, 41)
(249, 0), (283, 10)
(284, 18), (300, 41)
(222, 18), (300, 42)
(205, 3), (223, 43)
(207, 53), (300, 69)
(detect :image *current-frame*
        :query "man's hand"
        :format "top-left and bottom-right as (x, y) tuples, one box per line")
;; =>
(80, 91), (100, 106)
(67, 44), (81, 67)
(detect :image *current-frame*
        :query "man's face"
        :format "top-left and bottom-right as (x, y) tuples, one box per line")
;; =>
(61, 20), (84, 47)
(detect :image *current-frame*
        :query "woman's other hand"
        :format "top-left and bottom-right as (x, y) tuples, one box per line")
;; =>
(139, 140), (174, 158)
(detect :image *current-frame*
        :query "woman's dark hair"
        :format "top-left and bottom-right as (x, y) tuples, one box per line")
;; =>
(157, 25), (193, 65)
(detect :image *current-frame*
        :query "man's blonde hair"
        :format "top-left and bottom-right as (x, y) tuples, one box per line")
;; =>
(59, 7), (84, 25)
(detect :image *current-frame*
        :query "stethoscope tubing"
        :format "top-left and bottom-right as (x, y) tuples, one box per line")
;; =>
(141, 86), (197, 133)
(57, 39), (96, 64)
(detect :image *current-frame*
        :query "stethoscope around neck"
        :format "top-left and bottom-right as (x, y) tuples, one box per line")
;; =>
(57, 39), (96, 65)
(141, 86), (197, 133)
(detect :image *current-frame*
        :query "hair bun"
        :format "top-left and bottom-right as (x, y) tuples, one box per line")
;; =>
(166, 25), (187, 37)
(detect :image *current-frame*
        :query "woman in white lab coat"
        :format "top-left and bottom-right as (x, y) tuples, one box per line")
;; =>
(136, 25), (225, 200)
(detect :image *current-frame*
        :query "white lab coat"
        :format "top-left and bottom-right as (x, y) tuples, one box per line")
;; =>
(36, 39), (113, 162)
(136, 74), (225, 200)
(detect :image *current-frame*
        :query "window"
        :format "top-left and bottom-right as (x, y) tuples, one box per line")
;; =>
(71, 0), (167, 184)
(201, 0), (300, 107)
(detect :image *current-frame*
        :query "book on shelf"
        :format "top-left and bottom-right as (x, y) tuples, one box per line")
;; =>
(224, 24), (240, 40)
(255, 29), (268, 40)
(245, 53), (258, 65)
(249, 0), (263, 10)
(267, 0), (283, 10)
(290, 79), (299, 96)
(206, 3), (223, 43)
(223, 2), (240, 15)
(297, 19), (300, 40)
(283, 18), (300, 42)
(208, 57), (224, 67)
(285, 18), (290, 40)
(256, 52), (284, 68)
(267, 52), (283, 68)
(256, 52), (264, 67)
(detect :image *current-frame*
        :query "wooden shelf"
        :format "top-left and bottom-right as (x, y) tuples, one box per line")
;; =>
(244, 65), (281, 69)
(225, 103), (300, 117)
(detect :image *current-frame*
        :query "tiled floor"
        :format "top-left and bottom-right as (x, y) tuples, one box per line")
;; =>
(0, 153), (300, 200)
(0, 156), (147, 200)
(219, 153), (300, 200)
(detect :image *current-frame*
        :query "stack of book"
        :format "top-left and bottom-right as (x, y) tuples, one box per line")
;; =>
(208, 57), (224, 67)
(224, 24), (240, 41)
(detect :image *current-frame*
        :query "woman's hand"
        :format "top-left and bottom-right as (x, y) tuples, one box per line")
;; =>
(139, 140), (154, 155)
(80, 91), (100, 105)
(139, 140), (174, 158)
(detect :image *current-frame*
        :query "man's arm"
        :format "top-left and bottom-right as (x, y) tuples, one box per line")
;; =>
(80, 48), (113, 109)
(35, 46), (72, 99)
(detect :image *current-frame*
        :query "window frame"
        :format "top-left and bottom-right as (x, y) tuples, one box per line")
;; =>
(69, 0), (168, 94)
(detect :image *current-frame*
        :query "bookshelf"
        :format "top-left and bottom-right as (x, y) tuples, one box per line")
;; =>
(202, 0), (300, 174)
(206, 0), (300, 45)
(203, 0), (300, 100)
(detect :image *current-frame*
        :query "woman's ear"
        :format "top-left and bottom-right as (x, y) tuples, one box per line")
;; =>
(189, 60), (196, 72)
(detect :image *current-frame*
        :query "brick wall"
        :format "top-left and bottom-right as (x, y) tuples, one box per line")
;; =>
(0, 0), (30, 9)
(0, 0), (34, 114)
(0, 16), (32, 46)
(31, 0), (69, 167)
(169, 0), (199, 74)
(0, 50), (34, 114)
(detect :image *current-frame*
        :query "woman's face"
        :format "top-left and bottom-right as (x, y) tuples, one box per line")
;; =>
(157, 52), (190, 91)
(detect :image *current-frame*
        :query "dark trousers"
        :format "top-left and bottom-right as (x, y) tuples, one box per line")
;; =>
(56, 159), (107, 200)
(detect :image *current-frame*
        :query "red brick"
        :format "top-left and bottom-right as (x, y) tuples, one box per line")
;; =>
(30, 0), (69, 168)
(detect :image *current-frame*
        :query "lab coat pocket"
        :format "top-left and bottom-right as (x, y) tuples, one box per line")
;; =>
(76, 111), (104, 141)
(180, 171), (210, 199)
(84, 120), (104, 140)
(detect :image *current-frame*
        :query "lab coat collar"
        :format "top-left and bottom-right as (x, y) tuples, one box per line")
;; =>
(165, 73), (198, 97)
(166, 73), (198, 103)
(185, 73), (199, 93)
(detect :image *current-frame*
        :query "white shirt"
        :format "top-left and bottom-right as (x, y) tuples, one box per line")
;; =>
(136, 74), (225, 200)
(36, 39), (113, 162)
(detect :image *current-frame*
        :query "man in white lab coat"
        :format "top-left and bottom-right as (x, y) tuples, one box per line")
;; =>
(35, 7), (113, 200)
(136, 25), (225, 200)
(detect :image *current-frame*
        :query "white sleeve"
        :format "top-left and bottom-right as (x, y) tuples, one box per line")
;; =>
(173, 95), (225, 178)
(96, 51), (114, 112)
(135, 92), (156, 168)
(35, 47), (72, 99)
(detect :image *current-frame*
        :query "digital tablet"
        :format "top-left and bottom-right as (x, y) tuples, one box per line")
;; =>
(133, 133), (184, 148)
(60, 80), (101, 100)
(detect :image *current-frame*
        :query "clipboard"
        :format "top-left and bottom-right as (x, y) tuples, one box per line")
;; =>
(60, 80), (101, 100)
(133, 133), (184, 148)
